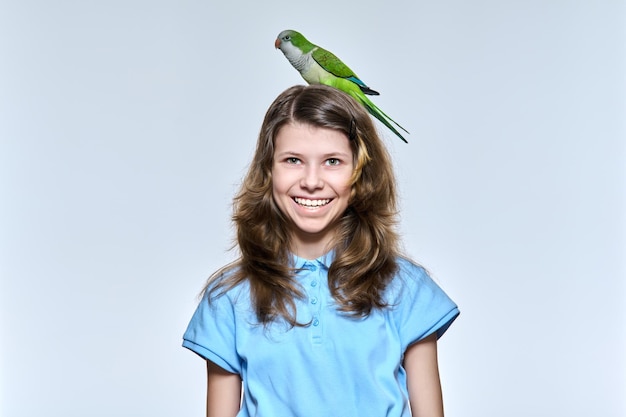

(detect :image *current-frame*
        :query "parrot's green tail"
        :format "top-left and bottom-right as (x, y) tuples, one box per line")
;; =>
(362, 95), (408, 143)
(325, 78), (409, 143)
(356, 94), (409, 143)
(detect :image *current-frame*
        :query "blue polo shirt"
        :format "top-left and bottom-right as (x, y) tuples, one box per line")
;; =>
(183, 253), (459, 417)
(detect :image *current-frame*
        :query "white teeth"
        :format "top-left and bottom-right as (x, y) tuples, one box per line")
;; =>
(294, 197), (331, 207)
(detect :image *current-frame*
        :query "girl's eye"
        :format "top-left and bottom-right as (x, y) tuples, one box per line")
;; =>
(326, 158), (340, 166)
(286, 157), (300, 164)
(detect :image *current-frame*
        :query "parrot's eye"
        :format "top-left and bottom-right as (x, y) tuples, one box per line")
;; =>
(284, 35), (290, 41)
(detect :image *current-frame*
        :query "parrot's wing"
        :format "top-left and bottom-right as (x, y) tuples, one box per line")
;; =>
(311, 47), (367, 88)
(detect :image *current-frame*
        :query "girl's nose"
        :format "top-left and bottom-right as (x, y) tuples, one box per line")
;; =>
(300, 166), (324, 190)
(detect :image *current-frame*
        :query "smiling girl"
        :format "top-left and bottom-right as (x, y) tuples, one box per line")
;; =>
(183, 84), (459, 417)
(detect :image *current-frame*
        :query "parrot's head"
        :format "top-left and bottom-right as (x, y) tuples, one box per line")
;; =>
(275, 30), (313, 56)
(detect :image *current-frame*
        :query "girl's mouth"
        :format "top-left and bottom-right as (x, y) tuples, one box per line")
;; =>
(293, 197), (331, 207)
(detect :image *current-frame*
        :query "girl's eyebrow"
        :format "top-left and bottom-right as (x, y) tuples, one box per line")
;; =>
(275, 151), (303, 158)
(322, 152), (351, 159)
(275, 151), (351, 159)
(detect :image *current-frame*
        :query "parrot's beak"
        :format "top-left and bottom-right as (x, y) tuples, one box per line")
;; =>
(274, 38), (281, 49)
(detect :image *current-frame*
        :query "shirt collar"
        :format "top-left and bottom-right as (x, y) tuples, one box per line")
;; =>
(291, 250), (335, 270)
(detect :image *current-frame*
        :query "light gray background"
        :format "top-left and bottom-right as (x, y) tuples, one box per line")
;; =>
(1, 1), (624, 416)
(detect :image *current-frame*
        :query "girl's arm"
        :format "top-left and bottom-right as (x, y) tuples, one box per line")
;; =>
(206, 360), (241, 417)
(403, 333), (444, 417)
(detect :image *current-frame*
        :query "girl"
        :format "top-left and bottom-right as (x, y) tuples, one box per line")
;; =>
(183, 84), (459, 417)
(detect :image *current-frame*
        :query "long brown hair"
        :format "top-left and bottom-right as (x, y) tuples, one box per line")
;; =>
(207, 84), (400, 327)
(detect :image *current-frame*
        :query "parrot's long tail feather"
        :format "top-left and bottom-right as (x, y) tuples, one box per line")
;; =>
(324, 78), (409, 143)
(358, 94), (409, 143)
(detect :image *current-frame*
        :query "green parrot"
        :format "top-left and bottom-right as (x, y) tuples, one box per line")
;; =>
(275, 29), (409, 143)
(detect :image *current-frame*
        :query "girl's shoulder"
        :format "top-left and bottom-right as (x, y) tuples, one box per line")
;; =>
(394, 256), (431, 284)
(385, 256), (440, 303)
(203, 261), (251, 305)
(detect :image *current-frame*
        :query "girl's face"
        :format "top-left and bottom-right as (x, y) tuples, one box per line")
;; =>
(272, 122), (354, 258)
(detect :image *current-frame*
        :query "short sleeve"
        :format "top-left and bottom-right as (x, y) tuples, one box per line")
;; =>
(391, 259), (460, 351)
(182, 289), (242, 374)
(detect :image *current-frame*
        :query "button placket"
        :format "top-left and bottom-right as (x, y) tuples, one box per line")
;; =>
(309, 261), (324, 345)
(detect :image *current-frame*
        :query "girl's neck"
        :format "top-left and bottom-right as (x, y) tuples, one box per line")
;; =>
(291, 239), (334, 261)
(289, 225), (339, 260)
